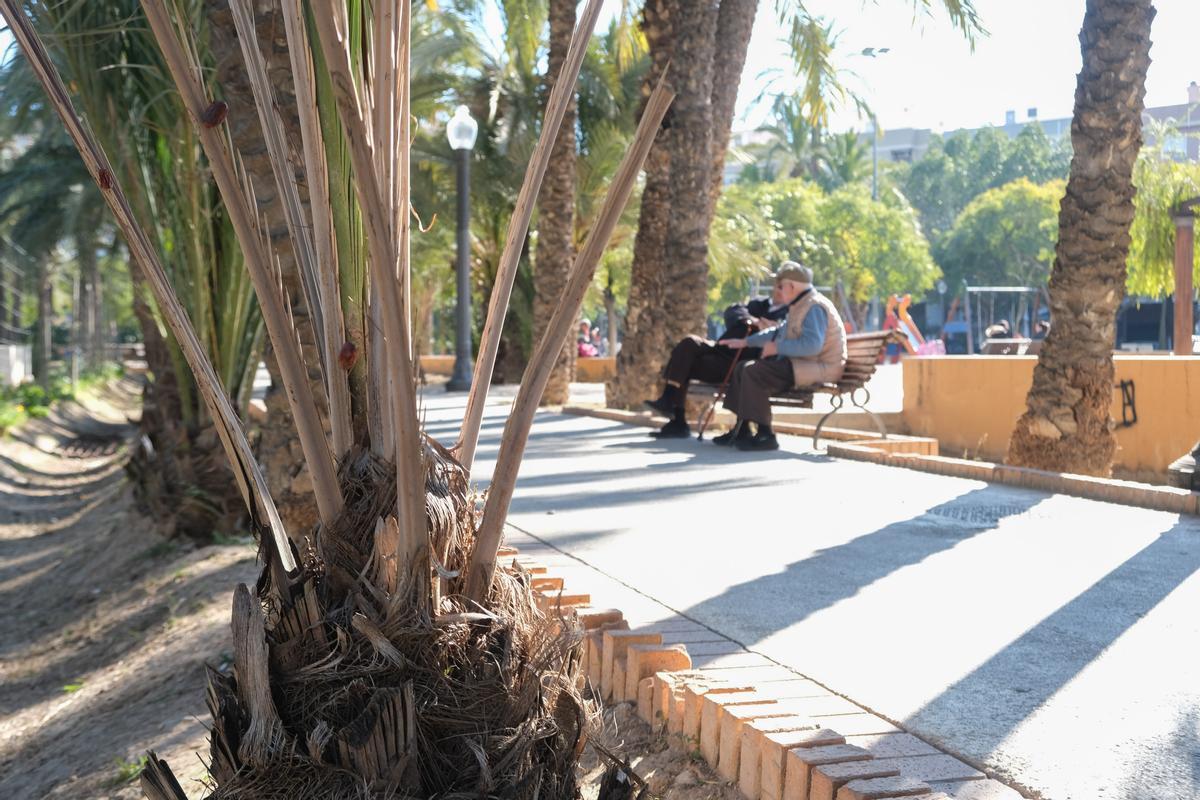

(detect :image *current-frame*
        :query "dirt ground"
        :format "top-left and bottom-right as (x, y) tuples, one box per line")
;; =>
(0, 382), (735, 800)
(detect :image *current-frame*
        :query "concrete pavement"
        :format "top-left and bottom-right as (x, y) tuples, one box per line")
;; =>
(421, 384), (1200, 800)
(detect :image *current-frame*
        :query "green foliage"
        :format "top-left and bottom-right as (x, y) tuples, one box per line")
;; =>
(711, 178), (939, 308)
(900, 125), (1071, 246)
(108, 754), (149, 786)
(1127, 139), (1200, 298)
(936, 178), (1065, 290)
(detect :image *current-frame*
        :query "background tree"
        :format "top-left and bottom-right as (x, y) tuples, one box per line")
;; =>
(901, 124), (1070, 247)
(5, 0), (266, 537)
(1126, 130), (1200, 298)
(936, 177), (1064, 290)
(1008, 0), (1155, 475)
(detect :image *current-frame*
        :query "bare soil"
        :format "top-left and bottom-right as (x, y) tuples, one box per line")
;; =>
(0, 382), (734, 800)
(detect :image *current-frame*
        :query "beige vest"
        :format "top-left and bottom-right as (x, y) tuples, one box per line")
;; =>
(785, 289), (847, 386)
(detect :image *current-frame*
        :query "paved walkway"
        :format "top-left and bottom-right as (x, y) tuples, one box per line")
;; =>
(421, 385), (1200, 800)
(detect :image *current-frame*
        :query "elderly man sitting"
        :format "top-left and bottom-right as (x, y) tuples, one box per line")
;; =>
(717, 261), (847, 451)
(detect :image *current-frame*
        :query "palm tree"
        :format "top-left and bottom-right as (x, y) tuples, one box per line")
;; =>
(819, 129), (871, 190)
(2, 1), (672, 797)
(607, 0), (983, 409)
(758, 93), (828, 180)
(534, 0), (578, 405)
(4, 0), (269, 537)
(1007, 0), (1155, 475)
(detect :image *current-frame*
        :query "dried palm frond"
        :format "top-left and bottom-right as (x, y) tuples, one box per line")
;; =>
(0, 0), (675, 795)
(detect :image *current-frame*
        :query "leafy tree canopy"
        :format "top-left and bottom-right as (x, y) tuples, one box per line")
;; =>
(936, 177), (1065, 291)
(900, 124), (1070, 246)
(710, 178), (939, 310)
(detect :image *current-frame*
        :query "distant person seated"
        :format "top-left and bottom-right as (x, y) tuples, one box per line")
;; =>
(577, 319), (598, 357)
(715, 262), (847, 452)
(643, 272), (793, 439)
(591, 328), (608, 357)
(1032, 319), (1051, 340)
(983, 319), (1012, 341)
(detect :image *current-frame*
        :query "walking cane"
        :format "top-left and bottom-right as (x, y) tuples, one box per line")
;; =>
(696, 346), (745, 441)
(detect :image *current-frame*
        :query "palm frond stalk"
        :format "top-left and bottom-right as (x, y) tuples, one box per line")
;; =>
(0, 1), (672, 797)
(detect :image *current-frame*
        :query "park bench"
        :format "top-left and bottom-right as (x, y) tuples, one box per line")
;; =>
(690, 329), (903, 449)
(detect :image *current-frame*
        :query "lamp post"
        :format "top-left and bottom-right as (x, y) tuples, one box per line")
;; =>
(870, 112), (879, 201)
(859, 47), (889, 202)
(446, 105), (478, 392)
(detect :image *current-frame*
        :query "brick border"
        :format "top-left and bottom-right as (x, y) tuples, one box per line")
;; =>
(501, 543), (1024, 800)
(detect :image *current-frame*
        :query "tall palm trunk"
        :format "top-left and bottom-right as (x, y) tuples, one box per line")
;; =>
(74, 208), (99, 368)
(33, 261), (51, 389)
(607, 0), (753, 408)
(205, 0), (325, 531)
(534, 0), (578, 406)
(605, 0), (675, 407)
(1007, 0), (1154, 475)
(705, 0), (757, 224)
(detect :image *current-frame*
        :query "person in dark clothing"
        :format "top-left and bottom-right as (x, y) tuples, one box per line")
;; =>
(643, 281), (791, 439)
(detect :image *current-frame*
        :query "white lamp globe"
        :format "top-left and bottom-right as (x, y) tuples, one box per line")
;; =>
(446, 105), (478, 151)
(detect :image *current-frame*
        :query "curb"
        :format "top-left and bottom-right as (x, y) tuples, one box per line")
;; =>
(560, 403), (1197, 516)
(501, 544), (1025, 800)
(825, 444), (1199, 516)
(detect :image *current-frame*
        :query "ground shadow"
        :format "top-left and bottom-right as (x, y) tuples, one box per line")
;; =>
(904, 518), (1200, 769)
(680, 485), (1048, 644)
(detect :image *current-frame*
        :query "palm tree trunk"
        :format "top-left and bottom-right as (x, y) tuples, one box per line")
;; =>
(534, 0), (578, 406)
(74, 210), (98, 369)
(608, 0), (751, 409)
(705, 0), (757, 224)
(33, 262), (51, 389)
(1007, 0), (1154, 475)
(604, 282), (619, 356)
(206, 0), (325, 531)
(605, 0), (675, 408)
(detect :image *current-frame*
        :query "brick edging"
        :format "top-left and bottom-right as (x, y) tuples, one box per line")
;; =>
(504, 544), (1021, 800)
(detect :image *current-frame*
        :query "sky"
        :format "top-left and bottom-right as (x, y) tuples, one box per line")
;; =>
(1, 1), (1194, 138)
(734, 0), (1199, 134)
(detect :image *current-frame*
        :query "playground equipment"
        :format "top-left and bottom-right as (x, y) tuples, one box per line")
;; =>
(881, 294), (943, 359)
(961, 284), (1047, 354)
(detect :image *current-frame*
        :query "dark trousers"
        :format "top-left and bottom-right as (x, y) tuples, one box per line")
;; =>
(722, 358), (794, 426)
(662, 335), (760, 405)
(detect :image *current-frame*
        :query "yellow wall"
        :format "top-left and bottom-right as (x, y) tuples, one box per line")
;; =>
(902, 355), (1200, 479)
(419, 355), (454, 376)
(575, 356), (615, 383)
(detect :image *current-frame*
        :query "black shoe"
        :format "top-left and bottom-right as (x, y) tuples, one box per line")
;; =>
(735, 431), (779, 451)
(650, 418), (691, 439)
(713, 424), (751, 446)
(643, 396), (675, 416)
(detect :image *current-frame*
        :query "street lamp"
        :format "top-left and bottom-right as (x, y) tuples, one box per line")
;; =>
(446, 105), (478, 392)
(859, 46), (890, 202)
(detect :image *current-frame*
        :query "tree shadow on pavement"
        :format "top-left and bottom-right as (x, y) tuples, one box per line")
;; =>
(679, 485), (1048, 645)
(904, 518), (1200, 765)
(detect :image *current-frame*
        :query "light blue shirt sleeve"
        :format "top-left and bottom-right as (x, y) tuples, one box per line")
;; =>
(746, 326), (778, 347)
(774, 305), (828, 358)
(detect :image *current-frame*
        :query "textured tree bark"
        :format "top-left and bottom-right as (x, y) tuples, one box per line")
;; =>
(1007, 0), (1154, 475)
(74, 209), (99, 368)
(207, 0), (323, 531)
(705, 0), (757, 224)
(534, 0), (578, 406)
(605, 0), (675, 408)
(34, 264), (51, 389)
(607, 0), (750, 409)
